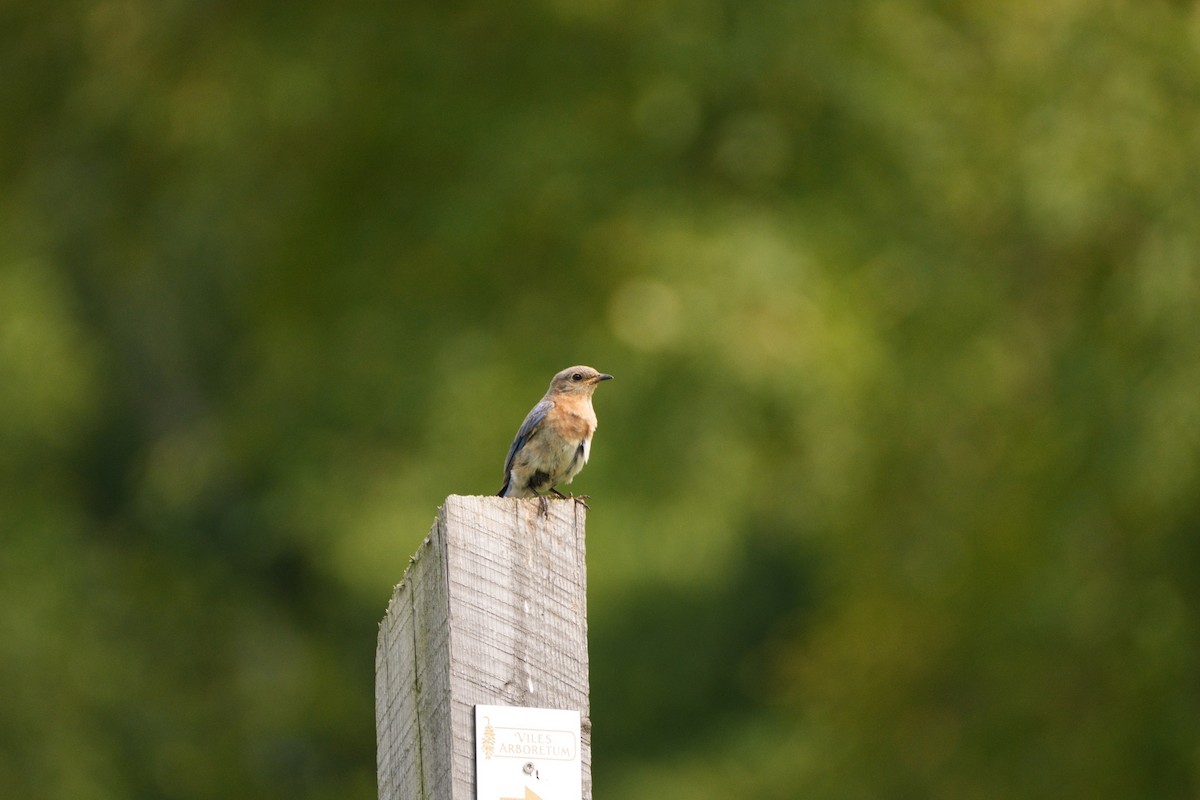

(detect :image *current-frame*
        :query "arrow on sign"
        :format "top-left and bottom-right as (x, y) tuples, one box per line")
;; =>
(501, 789), (542, 800)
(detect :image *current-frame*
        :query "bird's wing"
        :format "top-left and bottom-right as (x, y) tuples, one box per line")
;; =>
(502, 398), (554, 477)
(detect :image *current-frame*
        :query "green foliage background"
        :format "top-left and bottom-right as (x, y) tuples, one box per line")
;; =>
(3, 1), (1199, 797)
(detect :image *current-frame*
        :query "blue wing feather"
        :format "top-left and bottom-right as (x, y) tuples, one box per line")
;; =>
(502, 398), (553, 481)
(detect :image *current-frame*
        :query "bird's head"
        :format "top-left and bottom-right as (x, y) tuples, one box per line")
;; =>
(548, 365), (614, 397)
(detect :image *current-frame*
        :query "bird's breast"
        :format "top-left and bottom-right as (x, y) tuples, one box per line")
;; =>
(556, 411), (595, 443)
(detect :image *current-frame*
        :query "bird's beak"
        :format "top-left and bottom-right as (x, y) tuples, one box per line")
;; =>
(593, 373), (614, 383)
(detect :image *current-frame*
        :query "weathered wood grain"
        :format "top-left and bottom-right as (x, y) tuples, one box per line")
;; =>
(376, 495), (592, 800)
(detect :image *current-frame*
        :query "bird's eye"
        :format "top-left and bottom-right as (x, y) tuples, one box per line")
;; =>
(572, 372), (583, 381)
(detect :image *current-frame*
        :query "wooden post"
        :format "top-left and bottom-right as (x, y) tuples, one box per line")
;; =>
(376, 495), (592, 800)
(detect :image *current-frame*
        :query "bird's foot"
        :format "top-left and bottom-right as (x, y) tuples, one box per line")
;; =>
(536, 494), (550, 517)
(550, 488), (591, 510)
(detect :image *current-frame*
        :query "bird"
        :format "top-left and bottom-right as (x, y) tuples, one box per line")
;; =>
(498, 365), (613, 513)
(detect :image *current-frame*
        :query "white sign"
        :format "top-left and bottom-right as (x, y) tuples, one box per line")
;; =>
(475, 705), (581, 800)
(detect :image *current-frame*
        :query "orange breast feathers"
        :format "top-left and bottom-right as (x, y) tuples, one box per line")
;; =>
(552, 395), (598, 440)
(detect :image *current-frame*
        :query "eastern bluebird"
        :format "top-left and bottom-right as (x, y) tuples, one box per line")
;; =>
(499, 365), (613, 512)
